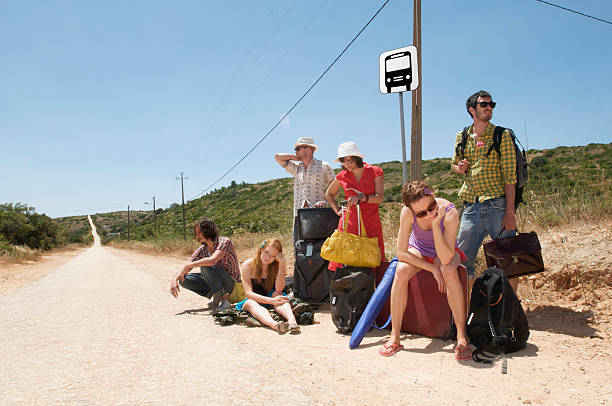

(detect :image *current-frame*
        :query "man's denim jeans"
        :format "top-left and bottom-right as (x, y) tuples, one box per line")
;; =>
(179, 265), (235, 299)
(457, 196), (516, 278)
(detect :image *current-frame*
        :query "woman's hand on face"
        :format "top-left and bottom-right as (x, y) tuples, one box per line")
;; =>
(433, 203), (448, 224)
(270, 295), (289, 306)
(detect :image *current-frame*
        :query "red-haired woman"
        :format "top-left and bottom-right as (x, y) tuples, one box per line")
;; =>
(236, 238), (300, 334)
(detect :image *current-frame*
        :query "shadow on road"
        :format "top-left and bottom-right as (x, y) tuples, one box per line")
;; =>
(526, 305), (600, 338)
(175, 307), (212, 316)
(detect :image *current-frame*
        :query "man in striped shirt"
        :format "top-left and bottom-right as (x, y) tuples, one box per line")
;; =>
(451, 90), (519, 291)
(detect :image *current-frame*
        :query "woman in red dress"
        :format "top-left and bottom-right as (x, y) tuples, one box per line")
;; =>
(325, 141), (385, 271)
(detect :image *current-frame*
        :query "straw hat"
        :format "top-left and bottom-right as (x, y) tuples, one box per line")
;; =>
(335, 141), (365, 162)
(294, 137), (318, 151)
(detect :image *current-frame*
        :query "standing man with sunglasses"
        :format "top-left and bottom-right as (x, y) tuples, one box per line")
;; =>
(451, 90), (520, 291)
(275, 137), (335, 242)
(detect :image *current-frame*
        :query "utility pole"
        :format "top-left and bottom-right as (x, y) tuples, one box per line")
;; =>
(410, 0), (423, 181)
(145, 197), (157, 237)
(127, 205), (131, 242)
(177, 172), (188, 240)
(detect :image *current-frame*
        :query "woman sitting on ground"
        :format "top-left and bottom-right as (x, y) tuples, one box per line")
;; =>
(380, 181), (471, 361)
(236, 238), (300, 334)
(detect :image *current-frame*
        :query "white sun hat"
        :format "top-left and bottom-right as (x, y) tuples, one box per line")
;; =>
(294, 137), (319, 151)
(335, 141), (365, 162)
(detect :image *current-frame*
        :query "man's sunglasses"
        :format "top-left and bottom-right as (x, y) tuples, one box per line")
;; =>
(414, 200), (438, 218)
(477, 101), (496, 108)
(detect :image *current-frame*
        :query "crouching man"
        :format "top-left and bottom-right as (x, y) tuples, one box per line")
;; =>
(170, 218), (240, 310)
(380, 182), (471, 361)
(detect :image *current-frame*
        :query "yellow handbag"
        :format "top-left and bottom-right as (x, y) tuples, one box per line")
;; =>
(320, 205), (381, 268)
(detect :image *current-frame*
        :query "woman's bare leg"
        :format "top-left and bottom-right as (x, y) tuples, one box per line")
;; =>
(386, 258), (420, 347)
(271, 292), (298, 326)
(243, 300), (281, 330)
(436, 253), (469, 347)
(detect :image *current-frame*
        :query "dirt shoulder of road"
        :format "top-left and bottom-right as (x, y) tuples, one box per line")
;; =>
(0, 246), (88, 297)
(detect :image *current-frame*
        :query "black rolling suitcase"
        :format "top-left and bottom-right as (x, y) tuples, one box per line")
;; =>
(293, 208), (339, 303)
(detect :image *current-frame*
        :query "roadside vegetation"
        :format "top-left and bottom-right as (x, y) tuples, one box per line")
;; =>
(91, 142), (610, 253)
(0, 203), (90, 264)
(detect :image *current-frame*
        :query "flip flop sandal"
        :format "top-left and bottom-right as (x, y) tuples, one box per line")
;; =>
(378, 343), (404, 357)
(276, 321), (288, 335)
(455, 345), (472, 361)
(288, 323), (301, 334)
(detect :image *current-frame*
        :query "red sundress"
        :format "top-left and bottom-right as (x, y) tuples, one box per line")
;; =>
(329, 163), (385, 271)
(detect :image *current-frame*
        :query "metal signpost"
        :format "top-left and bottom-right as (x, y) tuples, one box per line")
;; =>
(379, 45), (420, 185)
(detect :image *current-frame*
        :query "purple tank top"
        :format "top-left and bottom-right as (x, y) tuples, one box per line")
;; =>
(408, 203), (457, 258)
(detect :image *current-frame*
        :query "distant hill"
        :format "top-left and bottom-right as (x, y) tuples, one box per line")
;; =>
(56, 142), (611, 242)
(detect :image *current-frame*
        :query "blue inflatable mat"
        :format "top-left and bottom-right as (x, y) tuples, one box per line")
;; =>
(349, 257), (398, 349)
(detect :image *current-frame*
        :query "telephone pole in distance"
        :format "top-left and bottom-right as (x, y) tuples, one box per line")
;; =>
(176, 172), (188, 240)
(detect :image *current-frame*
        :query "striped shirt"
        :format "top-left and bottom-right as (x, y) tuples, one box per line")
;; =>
(190, 236), (241, 281)
(284, 157), (335, 216)
(452, 123), (516, 203)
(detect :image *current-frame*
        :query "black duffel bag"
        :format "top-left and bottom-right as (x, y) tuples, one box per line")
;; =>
(297, 207), (339, 241)
(330, 266), (374, 334)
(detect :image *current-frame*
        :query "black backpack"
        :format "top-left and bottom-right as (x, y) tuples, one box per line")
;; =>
(456, 126), (528, 210)
(467, 267), (529, 366)
(329, 266), (374, 334)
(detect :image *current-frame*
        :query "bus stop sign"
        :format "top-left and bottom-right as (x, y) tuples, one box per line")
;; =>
(379, 46), (419, 94)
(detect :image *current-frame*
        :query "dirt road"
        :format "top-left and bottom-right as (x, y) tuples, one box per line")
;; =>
(1, 219), (611, 405)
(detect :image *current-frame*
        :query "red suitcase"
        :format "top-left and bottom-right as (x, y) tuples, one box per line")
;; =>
(375, 261), (468, 339)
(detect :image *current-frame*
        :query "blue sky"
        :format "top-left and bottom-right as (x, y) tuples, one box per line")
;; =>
(2, 0), (610, 218)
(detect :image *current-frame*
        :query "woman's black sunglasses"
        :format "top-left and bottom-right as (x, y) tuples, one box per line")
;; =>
(414, 200), (438, 218)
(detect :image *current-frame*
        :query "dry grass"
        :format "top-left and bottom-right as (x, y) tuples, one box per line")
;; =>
(0, 245), (41, 264)
(110, 238), (199, 258)
(109, 231), (296, 275)
(0, 243), (89, 266)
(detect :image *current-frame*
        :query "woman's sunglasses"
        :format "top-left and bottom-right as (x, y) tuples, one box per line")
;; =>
(414, 200), (438, 218)
(477, 101), (496, 108)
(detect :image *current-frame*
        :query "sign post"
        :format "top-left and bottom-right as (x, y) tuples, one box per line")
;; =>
(379, 45), (419, 185)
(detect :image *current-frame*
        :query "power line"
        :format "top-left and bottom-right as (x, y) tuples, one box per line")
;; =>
(534, 0), (612, 25)
(213, 0), (331, 151)
(192, 0), (392, 199)
(212, 0), (299, 130)
(201, 0), (282, 136)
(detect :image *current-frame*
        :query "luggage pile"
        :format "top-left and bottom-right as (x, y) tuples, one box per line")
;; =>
(293, 208), (339, 303)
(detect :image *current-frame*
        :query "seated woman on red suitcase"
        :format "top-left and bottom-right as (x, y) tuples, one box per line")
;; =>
(235, 239), (300, 334)
(380, 181), (471, 361)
